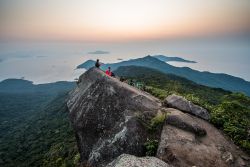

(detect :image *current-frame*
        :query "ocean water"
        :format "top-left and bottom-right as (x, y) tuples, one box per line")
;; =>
(0, 38), (249, 84)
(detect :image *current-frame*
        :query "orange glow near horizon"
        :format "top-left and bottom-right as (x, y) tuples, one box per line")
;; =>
(0, 0), (249, 42)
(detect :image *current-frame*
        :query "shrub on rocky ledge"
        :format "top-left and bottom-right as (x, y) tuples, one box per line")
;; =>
(144, 139), (159, 156)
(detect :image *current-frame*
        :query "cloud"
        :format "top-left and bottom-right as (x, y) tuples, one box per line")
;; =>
(87, 50), (110, 54)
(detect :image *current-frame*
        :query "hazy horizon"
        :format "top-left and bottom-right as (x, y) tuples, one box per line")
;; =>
(0, 36), (250, 84)
(0, 0), (249, 83)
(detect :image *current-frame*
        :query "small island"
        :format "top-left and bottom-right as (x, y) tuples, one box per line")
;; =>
(153, 55), (197, 63)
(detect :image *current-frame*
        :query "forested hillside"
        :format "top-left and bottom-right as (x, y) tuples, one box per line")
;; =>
(0, 82), (78, 167)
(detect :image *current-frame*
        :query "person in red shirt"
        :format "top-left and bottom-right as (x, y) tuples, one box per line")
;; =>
(105, 67), (112, 76)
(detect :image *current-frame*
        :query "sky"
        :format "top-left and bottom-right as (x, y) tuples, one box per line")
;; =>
(0, 0), (250, 42)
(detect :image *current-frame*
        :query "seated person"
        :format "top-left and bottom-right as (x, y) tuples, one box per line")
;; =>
(111, 72), (115, 77)
(95, 59), (101, 68)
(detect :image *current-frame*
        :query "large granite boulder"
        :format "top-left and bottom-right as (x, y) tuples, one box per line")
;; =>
(156, 108), (249, 167)
(67, 67), (161, 166)
(67, 67), (249, 167)
(106, 154), (170, 167)
(164, 94), (210, 120)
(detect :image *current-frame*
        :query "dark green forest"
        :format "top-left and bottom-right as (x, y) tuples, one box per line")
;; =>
(0, 80), (78, 167)
(0, 66), (249, 167)
(0, 92), (79, 167)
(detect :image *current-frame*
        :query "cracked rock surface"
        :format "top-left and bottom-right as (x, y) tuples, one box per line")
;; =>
(67, 67), (161, 167)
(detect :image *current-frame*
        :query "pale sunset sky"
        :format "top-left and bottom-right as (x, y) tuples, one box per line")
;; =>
(0, 0), (249, 42)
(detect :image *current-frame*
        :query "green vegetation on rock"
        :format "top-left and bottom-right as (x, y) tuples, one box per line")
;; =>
(150, 112), (167, 131)
(144, 139), (159, 156)
(115, 65), (250, 154)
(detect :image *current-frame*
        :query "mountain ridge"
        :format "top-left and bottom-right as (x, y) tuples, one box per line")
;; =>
(77, 55), (250, 95)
